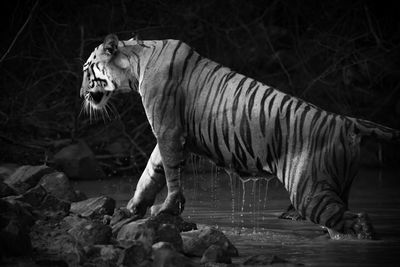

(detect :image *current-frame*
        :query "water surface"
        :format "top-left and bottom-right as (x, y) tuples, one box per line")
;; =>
(74, 165), (400, 266)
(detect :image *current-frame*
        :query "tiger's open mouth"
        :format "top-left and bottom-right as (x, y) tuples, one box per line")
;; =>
(89, 91), (104, 104)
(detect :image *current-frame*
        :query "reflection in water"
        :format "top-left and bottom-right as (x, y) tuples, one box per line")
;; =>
(74, 162), (400, 266)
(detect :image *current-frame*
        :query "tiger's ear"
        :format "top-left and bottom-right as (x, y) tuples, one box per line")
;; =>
(103, 34), (119, 55)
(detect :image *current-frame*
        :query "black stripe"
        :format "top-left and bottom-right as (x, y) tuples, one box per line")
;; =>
(248, 89), (257, 120)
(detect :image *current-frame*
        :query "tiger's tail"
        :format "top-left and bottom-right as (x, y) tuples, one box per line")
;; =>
(349, 118), (400, 143)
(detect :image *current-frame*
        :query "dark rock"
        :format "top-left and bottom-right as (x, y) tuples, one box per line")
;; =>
(35, 259), (69, 267)
(243, 254), (304, 266)
(31, 219), (86, 266)
(21, 184), (47, 207)
(68, 220), (112, 246)
(5, 165), (54, 194)
(201, 245), (232, 264)
(110, 207), (132, 226)
(0, 181), (17, 197)
(0, 163), (19, 181)
(54, 141), (106, 180)
(117, 218), (156, 248)
(182, 227), (238, 257)
(148, 213), (197, 232)
(70, 196), (115, 219)
(155, 223), (183, 252)
(152, 245), (200, 267)
(85, 244), (122, 266)
(0, 198), (35, 230)
(117, 240), (152, 267)
(38, 172), (76, 202)
(152, 241), (177, 252)
(181, 233), (208, 257)
(39, 194), (71, 217)
(0, 219), (32, 256)
(116, 214), (184, 251)
(73, 190), (87, 202)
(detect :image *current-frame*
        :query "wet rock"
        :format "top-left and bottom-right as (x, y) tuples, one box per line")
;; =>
(152, 244), (200, 267)
(0, 181), (17, 197)
(148, 213), (197, 232)
(200, 244), (232, 264)
(54, 141), (105, 180)
(117, 218), (156, 248)
(116, 214), (184, 251)
(155, 223), (183, 251)
(182, 227), (238, 257)
(70, 196), (115, 219)
(243, 254), (303, 266)
(0, 219), (32, 256)
(117, 240), (152, 267)
(152, 241), (177, 251)
(68, 219), (112, 246)
(0, 163), (19, 181)
(38, 171), (76, 202)
(4, 165), (54, 194)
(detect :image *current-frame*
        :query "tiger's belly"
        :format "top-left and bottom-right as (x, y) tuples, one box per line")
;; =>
(185, 134), (275, 178)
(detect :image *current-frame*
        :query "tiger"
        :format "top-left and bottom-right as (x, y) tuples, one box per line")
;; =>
(80, 34), (400, 239)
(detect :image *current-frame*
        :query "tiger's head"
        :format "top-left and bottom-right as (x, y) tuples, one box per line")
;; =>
(80, 34), (137, 116)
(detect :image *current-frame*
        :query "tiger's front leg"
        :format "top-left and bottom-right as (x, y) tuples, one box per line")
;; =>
(155, 134), (187, 216)
(127, 144), (166, 217)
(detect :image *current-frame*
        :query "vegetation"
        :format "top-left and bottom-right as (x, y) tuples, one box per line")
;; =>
(1, 0), (399, 174)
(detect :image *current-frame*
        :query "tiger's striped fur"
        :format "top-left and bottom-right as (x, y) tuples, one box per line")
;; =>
(81, 34), (400, 239)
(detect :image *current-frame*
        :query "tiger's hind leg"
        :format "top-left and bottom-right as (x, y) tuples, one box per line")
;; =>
(299, 189), (375, 240)
(127, 144), (166, 217)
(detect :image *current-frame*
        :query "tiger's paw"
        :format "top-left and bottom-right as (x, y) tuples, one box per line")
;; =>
(329, 212), (375, 240)
(278, 204), (305, 221)
(157, 191), (186, 216)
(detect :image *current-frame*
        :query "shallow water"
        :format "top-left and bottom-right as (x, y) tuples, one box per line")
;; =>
(74, 165), (400, 266)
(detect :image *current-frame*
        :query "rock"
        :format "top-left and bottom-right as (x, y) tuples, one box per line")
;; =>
(200, 245), (232, 264)
(21, 184), (47, 207)
(117, 240), (152, 267)
(0, 163), (19, 181)
(243, 254), (303, 266)
(182, 227), (238, 257)
(116, 214), (184, 251)
(38, 172), (76, 202)
(152, 241), (177, 251)
(155, 223), (183, 252)
(53, 141), (105, 180)
(148, 213), (197, 232)
(0, 219), (32, 256)
(0, 181), (17, 197)
(85, 244), (122, 266)
(31, 218), (86, 266)
(117, 218), (156, 248)
(181, 233), (208, 257)
(0, 198), (35, 230)
(5, 165), (54, 194)
(73, 190), (87, 202)
(68, 220), (112, 246)
(39, 194), (71, 217)
(70, 196), (115, 219)
(152, 245), (200, 267)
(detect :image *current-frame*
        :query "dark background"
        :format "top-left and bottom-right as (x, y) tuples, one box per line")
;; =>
(1, 0), (400, 175)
